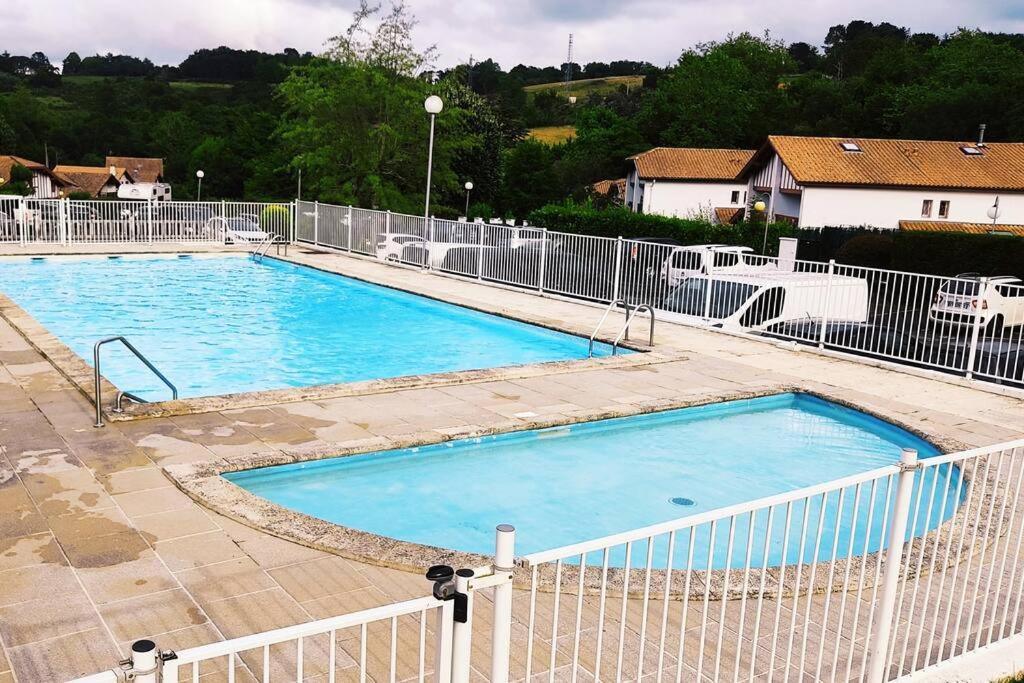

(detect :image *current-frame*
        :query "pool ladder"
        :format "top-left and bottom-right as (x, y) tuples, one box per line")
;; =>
(93, 336), (178, 428)
(251, 234), (288, 262)
(588, 299), (656, 357)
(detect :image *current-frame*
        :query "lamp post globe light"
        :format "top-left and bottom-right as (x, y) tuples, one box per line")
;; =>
(196, 169), (205, 201)
(464, 181), (474, 216)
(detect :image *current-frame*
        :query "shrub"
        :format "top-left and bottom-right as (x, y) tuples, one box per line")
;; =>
(526, 202), (798, 255)
(797, 226), (1024, 278)
(68, 191), (92, 201)
(833, 234), (895, 268)
(259, 204), (291, 223)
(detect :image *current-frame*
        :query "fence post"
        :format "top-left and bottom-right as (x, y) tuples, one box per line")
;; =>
(17, 196), (25, 246)
(537, 229), (547, 293)
(220, 199), (226, 222)
(818, 259), (836, 348)
(865, 448), (918, 683)
(290, 201), (296, 243)
(147, 199), (154, 244)
(60, 197), (69, 246)
(612, 236), (624, 301)
(313, 201), (319, 246)
(422, 215), (433, 270)
(964, 277), (986, 380)
(490, 525), (515, 683)
(346, 205), (353, 251)
(702, 264), (715, 321)
(477, 224), (485, 280)
(451, 568), (474, 683)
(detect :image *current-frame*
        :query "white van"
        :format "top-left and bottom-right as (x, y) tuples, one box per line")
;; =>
(661, 271), (870, 331)
(659, 245), (779, 287)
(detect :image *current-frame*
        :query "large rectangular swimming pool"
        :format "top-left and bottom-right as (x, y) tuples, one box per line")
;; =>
(0, 254), (614, 399)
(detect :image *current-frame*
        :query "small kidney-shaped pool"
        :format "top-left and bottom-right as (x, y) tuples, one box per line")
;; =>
(227, 393), (961, 568)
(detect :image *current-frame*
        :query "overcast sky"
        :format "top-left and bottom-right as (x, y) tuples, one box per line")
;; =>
(4, 0), (1024, 70)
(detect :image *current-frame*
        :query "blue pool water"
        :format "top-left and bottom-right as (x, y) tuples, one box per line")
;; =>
(228, 394), (959, 568)
(0, 255), (614, 399)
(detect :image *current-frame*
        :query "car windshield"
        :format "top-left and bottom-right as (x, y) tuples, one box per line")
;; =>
(662, 278), (758, 318)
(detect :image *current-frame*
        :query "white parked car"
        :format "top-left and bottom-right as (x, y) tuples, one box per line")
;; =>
(661, 270), (870, 331)
(659, 245), (779, 287)
(929, 274), (1024, 333)
(376, 234), (426, 261)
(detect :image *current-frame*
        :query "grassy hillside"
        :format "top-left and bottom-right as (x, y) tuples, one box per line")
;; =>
(63, 75), (232, 90)
(527, 126), (577, 144)
(523, 75), (644, 100)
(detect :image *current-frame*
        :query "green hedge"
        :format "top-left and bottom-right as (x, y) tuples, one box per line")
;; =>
(526, 204), (798, 255)
(799, 227), (1024, 278)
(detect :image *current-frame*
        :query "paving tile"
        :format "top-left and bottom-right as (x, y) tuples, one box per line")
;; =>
(113, 485), (194, 518)
(76, 549), (180, 604)
(0, 591), (101, 646)
(131, 506), (220, 542)
(175, 557), (278, 604)
(0, 561), (82, 606)
(0, 532), (65, 571)
(269, 556), (372, 603)
(236, 533), (329, 569)
(5, 627), (120, 682)
(61, 529), (154, 569)
(155, 530), (248, 572)
(47, 506), (135, 545)
(201, 587), (308, 639)
(300, 586), (392, 620)
(97, 587), (207, 642)
(101, 466), (172, 495)
(19, 467), (116, 518)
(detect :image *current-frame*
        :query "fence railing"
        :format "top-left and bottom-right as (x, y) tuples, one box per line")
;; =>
(295, 200), (1024, 391)
(0, 197), (294, 245)
(69, 439), (1024, 683)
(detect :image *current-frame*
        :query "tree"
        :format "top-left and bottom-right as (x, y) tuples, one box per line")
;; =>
(0, 164), (33, 196)
(638, 33), (796, 147)
(278, 1), (447, 209)
(62, 52), (81, 76)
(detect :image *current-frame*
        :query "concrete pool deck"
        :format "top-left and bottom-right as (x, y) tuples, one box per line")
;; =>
(0, 245), (1021, 681)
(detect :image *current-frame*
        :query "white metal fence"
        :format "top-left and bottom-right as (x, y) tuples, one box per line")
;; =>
(68, 439), (1024, 683)
(295, 201), (1024, 390)
(0, 197), (294, 244)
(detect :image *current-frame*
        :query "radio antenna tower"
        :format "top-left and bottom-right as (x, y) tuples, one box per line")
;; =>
(564, 33), (573, 90)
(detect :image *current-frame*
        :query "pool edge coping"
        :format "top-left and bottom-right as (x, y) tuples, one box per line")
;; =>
(161, 384), (995, 601)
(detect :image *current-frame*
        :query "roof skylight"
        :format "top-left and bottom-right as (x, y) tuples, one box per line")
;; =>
(839, 142), (862, 152)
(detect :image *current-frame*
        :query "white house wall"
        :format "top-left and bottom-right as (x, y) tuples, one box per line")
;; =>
(643, 181), (747, 219)
(797, 186), (1024, 229)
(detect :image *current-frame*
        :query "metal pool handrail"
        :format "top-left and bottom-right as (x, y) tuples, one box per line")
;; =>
(93, 336), (177, 427)
(613, 302), (655, 353)
(589, 298), (629, 357)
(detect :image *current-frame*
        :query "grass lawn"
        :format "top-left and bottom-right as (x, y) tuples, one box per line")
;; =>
(527, 126), (577, 144)
(523, 75), (644, 100)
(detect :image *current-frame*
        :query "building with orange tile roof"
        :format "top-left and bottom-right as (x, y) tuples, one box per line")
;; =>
(625, 148), (753, 222)
(739, 135), (1024, 231)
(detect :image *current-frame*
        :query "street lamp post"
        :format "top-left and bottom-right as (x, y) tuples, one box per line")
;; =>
(422, 95), (443, 269)
(464, 181), (474, 217)
(196, 170), (205, 201)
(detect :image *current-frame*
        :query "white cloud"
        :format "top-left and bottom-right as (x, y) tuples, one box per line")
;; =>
(2, 0), (1023, 70)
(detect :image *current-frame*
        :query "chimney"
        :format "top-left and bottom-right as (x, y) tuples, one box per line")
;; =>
(978, 123), (987, 147)
(109, 165), (117, 176)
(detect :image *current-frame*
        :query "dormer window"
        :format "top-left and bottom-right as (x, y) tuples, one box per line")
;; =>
(839, 142), (862, 152)
(960, 145), (983, 156)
